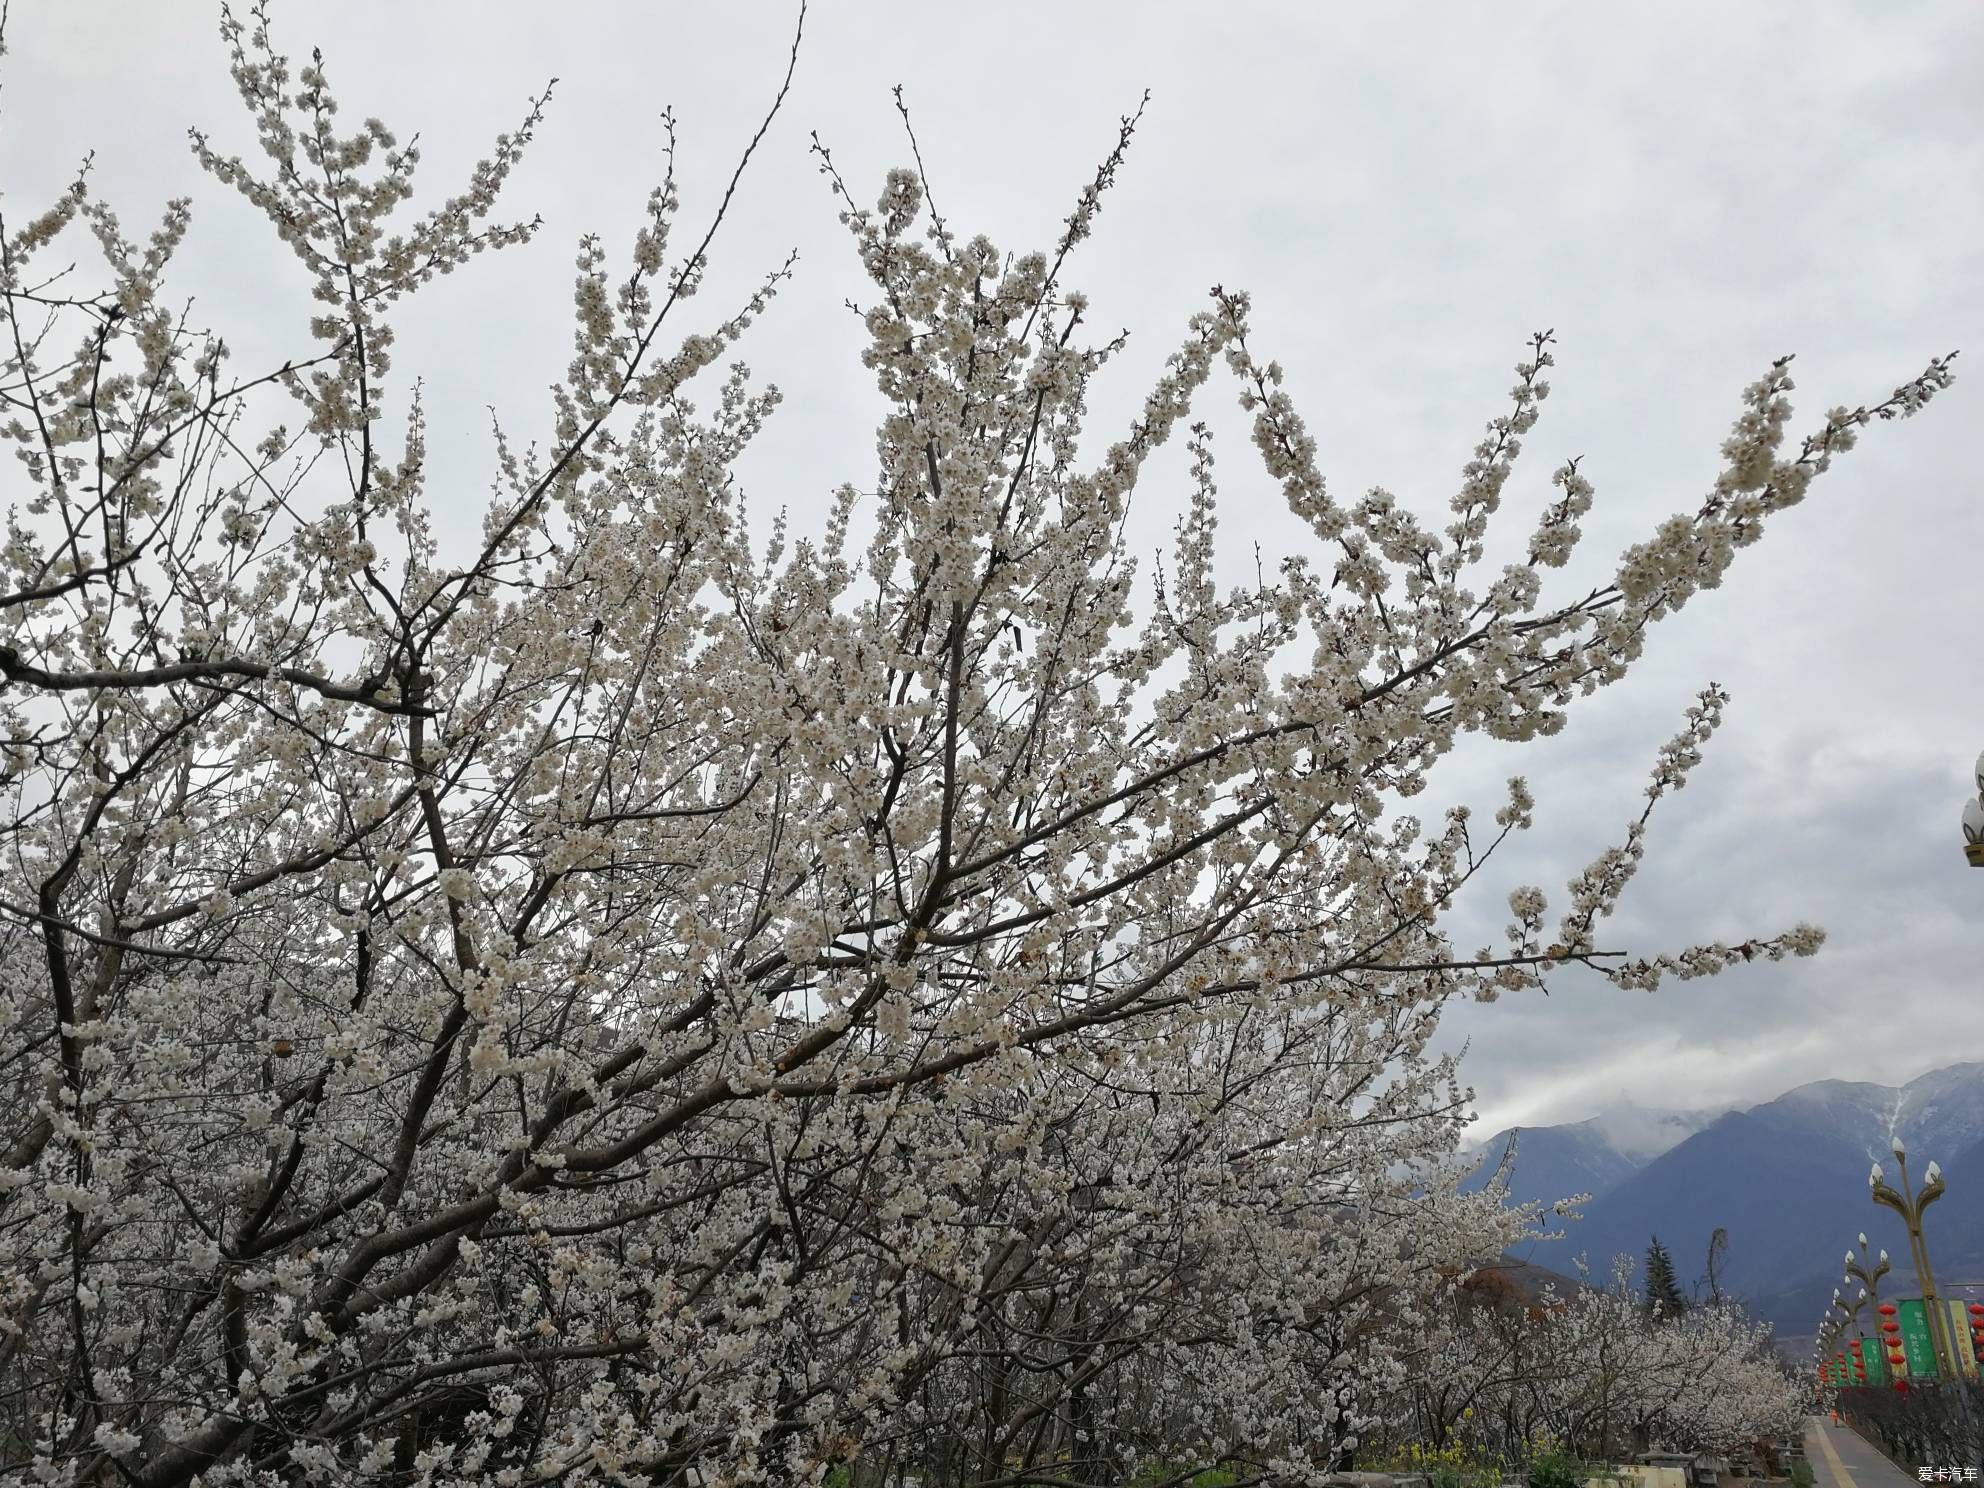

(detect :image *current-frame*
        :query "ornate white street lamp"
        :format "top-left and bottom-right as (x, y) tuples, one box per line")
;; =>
(1845, 1233), (1891, 1316)
(1872, 1136), (1960, 1378)
(1963, 749), (1984, 866)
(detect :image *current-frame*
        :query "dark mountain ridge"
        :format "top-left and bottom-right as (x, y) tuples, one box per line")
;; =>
(1469, 1062), (1984, 1334)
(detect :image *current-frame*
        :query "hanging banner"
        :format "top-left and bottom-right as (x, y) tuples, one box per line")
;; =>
(1943, 1301), (1979, 1379)
(1862, 1341), (1890, 1385)
(1898, 1299), (1939, 1379)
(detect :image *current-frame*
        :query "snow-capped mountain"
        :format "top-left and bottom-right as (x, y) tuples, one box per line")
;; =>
(1882, 1060), (1984, 1161)
(1464, 1061), (1984, 1334)
(1765, 1066), (1984, 1164)
(1458, 1101), (1727, 1215)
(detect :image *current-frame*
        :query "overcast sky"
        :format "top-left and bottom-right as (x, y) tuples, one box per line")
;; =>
(6, 1), (1980, 1137)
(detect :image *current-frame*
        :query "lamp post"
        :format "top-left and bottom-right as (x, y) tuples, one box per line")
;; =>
(1871, 1137), (1960, 1379)
(1832, 1285), (1868, 1347)
(1964, 749), (1984, 866)
(1833, 1293), (1864, 1364)
(1845, 1233), (1891, 1314)
(1831, 1289), (1872, 1387)
(1824, 1298), (1855, 1390)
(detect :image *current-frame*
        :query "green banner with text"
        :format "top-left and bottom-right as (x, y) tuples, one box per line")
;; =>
(1861, 1339), (1889, 1385)
(1898, 1299), (1938, 1378)
(1845, 1338), (1884, 1386)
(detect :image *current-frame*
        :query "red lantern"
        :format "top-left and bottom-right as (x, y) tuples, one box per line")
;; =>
(1896, 1379), (1911, 1394)
(1879, 1303), (1898, 1316)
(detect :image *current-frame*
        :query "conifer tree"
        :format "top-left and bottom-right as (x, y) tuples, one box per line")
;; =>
(1647, 1236), (1691, 1321)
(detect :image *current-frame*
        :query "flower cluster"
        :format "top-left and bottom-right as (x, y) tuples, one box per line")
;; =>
(0, 12), (1950, 1488)
(1368, 1256), (1806, 1463)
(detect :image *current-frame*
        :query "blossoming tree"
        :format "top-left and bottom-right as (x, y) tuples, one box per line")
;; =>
(0, 7), (1954, 1485)
(1377, 1257), (1804, 1465)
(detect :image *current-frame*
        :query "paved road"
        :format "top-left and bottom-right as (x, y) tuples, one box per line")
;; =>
(1806, 1413), (1930, 1488)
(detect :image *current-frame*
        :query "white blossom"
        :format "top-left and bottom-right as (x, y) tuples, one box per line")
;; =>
(0, 14), (1947, 1485)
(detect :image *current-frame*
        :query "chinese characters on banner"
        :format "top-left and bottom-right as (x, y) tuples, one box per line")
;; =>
(1942, 1299), (1979, 1379)
(1898, 1299), (1939, 1378)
